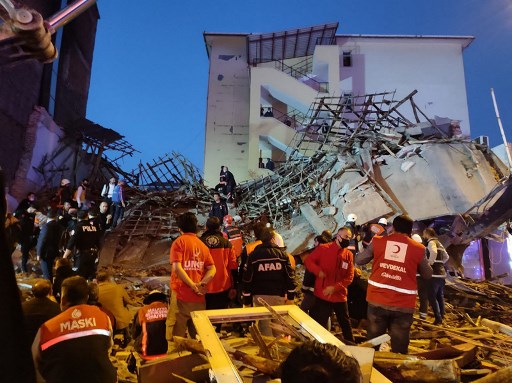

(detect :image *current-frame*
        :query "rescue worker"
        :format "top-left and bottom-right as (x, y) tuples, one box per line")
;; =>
(362, 217), (388, 248)
(132, 290), (169, 358)
(74, 178), (89, 210)
(345, 213), (361, 255)
(169, 212), (216, 339)
(300, 232), (332, 314)
(32, 276), (117, 383)
(423, 228), (449, 325)
(200, 217), (238, 331)
(56, 178), (72, 211)
(242, 227), (296, 336)
(222, 214), (243, 258)
(237, 221), (266, 288)
(304, 227), (355, 343)
(356, 215), (432, 354)
(63, 210), (101, 280)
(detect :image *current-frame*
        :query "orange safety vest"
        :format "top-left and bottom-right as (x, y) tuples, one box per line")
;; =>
(39, 304), (111, 351)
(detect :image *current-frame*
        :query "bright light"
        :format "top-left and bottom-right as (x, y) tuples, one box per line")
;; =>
(507, 233), (512, 271)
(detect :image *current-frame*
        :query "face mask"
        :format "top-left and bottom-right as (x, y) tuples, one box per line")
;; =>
(338, 238), (350, 248)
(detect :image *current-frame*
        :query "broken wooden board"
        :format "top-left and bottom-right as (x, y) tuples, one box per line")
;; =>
(375, 359), (460, 383)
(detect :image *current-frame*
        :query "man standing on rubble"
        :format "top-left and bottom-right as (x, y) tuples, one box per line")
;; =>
(111, 179), (126, 228)
(356, 215), (432, 354)
(209, 192), (228, 221)
(304, 226), (355, 343)
(169, 212), (216, 339)
(423, 228), (449, 325)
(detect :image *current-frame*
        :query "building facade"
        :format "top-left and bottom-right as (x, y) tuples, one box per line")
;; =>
(203, 23), (473, 186)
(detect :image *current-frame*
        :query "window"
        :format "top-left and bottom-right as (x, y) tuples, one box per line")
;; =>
(342, 92), (353, 107)
(342, 51), (352, 67)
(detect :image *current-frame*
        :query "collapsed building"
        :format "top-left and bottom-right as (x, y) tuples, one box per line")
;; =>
(4, 13), (512, 383)
(100, 89), (512, 291)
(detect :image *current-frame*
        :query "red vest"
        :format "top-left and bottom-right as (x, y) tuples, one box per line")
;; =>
(368, 234), (426, 309)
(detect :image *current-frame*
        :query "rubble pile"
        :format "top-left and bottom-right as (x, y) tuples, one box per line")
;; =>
(235, 90), (511, 255)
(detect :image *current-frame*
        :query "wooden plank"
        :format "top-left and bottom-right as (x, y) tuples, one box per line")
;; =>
(473, 366), (512, 383)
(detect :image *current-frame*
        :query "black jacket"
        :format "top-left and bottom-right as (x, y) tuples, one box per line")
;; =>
(242, 243), (296, 305)
(66, 220), (101, 251)
(37, 220), (62, 261)
(209, 200), (228, 220)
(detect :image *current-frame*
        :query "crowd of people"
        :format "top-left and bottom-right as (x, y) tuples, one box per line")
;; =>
(13, 167), (451, 382)
(8, 177), (129, 278)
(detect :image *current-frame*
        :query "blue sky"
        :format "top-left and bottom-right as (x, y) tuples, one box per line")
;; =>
(87, 0), (512, 172)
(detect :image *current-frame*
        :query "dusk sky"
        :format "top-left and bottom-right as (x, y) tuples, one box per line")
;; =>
(87, 0), (512, 172)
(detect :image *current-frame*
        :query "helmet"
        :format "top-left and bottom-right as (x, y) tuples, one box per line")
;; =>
(378, 218), (388, 225)
(233, 215), (242, 223)
(411, 234), (423, 243)
(346, 213), (357, 223)
(61, 178), (71, 186)
(223, 214), (233, 225)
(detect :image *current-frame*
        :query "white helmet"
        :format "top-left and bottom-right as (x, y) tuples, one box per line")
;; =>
(378, 218), (388, 225)
(346, 213), (357, 223)
(61, 178), (71, 186)
(411, 234), (423, 243)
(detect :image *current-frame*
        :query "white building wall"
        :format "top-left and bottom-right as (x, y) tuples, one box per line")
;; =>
(204, 33), (473, 183)
(338, 36), (471, 136)
(203, 35), (250, 187)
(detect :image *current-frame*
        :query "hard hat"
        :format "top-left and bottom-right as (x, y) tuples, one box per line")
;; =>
(378, 218), (388, 225)
(223, 214), (233, 225)
(411, 234), (423, 243)
(233, 215), (242, 223)
(61, 178), (70, 186)
(346, 213), (357, 223)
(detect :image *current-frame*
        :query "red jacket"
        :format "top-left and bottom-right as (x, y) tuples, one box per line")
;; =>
(305, 242), (354, 303)
(367, 233), (426, 309)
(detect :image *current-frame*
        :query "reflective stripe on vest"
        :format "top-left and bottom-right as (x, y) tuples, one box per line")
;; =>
(368, 279), (417, 295)
(41, 329), (111, 351)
